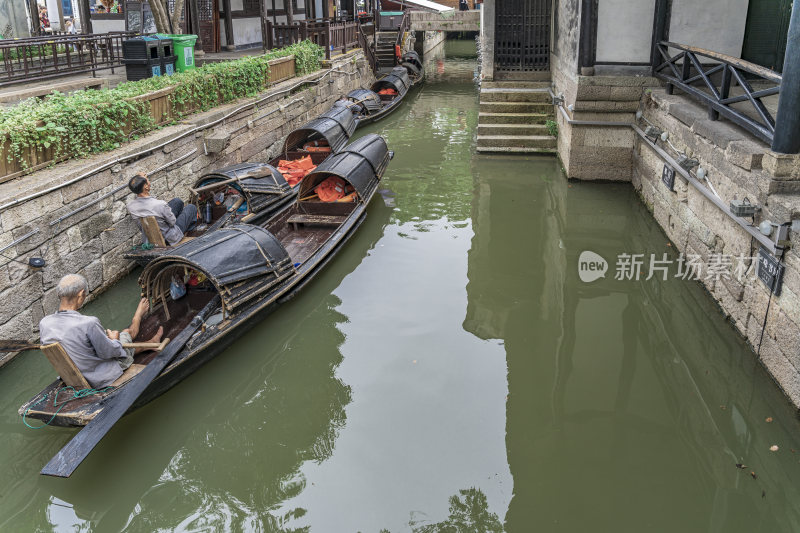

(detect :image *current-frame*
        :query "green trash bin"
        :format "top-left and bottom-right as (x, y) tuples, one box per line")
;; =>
(157, 34), (197, 72)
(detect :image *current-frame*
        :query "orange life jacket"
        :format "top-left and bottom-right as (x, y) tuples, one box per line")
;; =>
(316, 176), (348, 202)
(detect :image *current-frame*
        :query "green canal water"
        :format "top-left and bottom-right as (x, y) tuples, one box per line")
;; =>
(2, 40), (800, 532)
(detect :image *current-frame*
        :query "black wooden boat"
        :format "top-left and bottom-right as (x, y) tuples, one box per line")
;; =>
(20, 133), (392, 428)
(400, 50), (423, 83)
(122, 104), (356, 266)
(345, 66), (414, 127)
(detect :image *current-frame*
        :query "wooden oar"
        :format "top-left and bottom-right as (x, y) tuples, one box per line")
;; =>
(0, 339), (170, 352)
(39, 295), (221, 478)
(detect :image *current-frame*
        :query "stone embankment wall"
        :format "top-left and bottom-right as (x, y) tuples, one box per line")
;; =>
(0, 50), (374, 365)
(550, 57), (652, 181)
(634, 90), (800, 406)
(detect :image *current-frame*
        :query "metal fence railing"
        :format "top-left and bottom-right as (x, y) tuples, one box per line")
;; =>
(0, 32), (136, 87)
(653, 41), (781, 145)
(264, 19), (360, 60)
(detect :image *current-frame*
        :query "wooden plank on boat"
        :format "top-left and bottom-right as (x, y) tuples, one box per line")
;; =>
(39, 296), (220, 478)
(287, 214), (347, 229)
(41, 343), (90, 390)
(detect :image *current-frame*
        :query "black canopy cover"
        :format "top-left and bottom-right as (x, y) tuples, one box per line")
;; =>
(194, 162), (291, 213)
(140, 224), (295, 314)
(345, 88), (383, 114)
(401, 50), (422, 70)
(282, 103), (357, 154)
(371, 67), (411, 96)
(298, 134), (390, 202)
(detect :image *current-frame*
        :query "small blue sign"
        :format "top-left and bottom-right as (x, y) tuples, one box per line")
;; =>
(165, 63), (174, 75)
(151, 65), (161, 77)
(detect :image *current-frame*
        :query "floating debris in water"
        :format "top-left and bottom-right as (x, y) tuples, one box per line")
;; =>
(735, 463), (747, 469)
(765, 417), (773, 423)
(770, 445), (779, 452)
(750, 471), (758, 479)
(720, 405), (727, 410)
(763, 490), (766, 498)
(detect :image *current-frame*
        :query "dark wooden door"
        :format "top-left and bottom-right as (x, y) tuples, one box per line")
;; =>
(741, 0), (792, 73)
(197, 0), (219, 53)
(494, 0), (551, 79)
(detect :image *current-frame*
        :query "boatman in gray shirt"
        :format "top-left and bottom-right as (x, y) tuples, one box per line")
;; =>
(126, 172), (198, 246)
(38, 274), (163, 388)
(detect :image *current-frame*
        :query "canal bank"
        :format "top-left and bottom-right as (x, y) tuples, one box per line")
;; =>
(3, 39), (800, 532)
(0, 50), (374, 365)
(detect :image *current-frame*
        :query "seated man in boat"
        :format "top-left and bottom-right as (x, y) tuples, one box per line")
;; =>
(126, 172), (198, 246)
(38, 274), (164, 388)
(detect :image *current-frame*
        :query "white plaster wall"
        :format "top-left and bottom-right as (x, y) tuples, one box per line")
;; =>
(0, 0), (31, 37)
(595, 0), (653, 63)
(46, 0), (62, 29)
(91, 18), (125, 33)
(233, 17), (262, 47)
(669, 0), (748, 57)
(232, 0), (244, 10)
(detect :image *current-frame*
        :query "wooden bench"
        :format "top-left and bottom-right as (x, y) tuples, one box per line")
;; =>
(287, 214), (348, 230)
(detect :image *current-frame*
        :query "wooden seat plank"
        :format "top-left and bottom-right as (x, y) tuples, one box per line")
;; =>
(140, 216), (167, 247)
(41, 343), (91, 389)
(286, 214), (347, 229)
(110, 364), (146, 387)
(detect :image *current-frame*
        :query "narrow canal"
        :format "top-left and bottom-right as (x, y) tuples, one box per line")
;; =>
(2, 40), (800, 532)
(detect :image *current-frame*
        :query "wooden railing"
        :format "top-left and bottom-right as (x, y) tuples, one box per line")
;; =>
(357, 17), (377, 73)
(265, 19), (360, 60)
(0, 32), (136, 87)
(395, 11), (410, 50)
(653, 41), (781, 145)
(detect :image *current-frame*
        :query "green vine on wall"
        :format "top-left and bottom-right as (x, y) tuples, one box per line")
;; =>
(0, 40), (324, 171)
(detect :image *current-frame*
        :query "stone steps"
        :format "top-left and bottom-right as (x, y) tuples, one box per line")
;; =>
(479, 88), (551, 103)
(478, 112), (551, 124)
(479, 101), (553, 113)
(476, 146), (558, 154)
(476, 80), (556, 154)
(476, 134), (556, 149)
(477, 123), (550, 136)
(482, 80), (552, 89)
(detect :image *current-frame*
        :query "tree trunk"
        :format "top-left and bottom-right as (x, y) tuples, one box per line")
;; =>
(171, 0), (186, 34)
(286, 0), (295, 26)
(150, 0), (172, 34)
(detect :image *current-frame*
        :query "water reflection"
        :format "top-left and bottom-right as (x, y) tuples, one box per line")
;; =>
(463, 153), (800, 531)
(409, 488), (504, 533)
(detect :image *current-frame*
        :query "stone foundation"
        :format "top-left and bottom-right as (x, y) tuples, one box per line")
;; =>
(0, 50), (374, 366)
(551, 56), (655, 181)
(634, 89), (800, 407)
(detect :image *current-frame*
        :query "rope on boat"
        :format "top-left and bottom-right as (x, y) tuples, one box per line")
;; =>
(23, 386), (114, 429)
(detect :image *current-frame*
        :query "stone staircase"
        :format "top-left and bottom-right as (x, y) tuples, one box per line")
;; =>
(375, 31), (399, 72)
(477, 81), (557, 154)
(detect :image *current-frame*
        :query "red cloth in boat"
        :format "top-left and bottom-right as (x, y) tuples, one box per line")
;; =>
(378, 88), (397, 96)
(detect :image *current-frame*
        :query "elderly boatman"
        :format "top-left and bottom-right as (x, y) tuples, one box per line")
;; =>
(38, 274), (163, 388)
(126, 172), (198, 246)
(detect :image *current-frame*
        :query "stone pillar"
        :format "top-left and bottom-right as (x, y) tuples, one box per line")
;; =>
(480, 0), (494, 80)
(772, 3), (800, 154)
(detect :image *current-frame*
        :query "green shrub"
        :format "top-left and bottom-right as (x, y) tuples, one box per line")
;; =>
(0, 40), (324, 170)
(545, 119), (558, 137)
